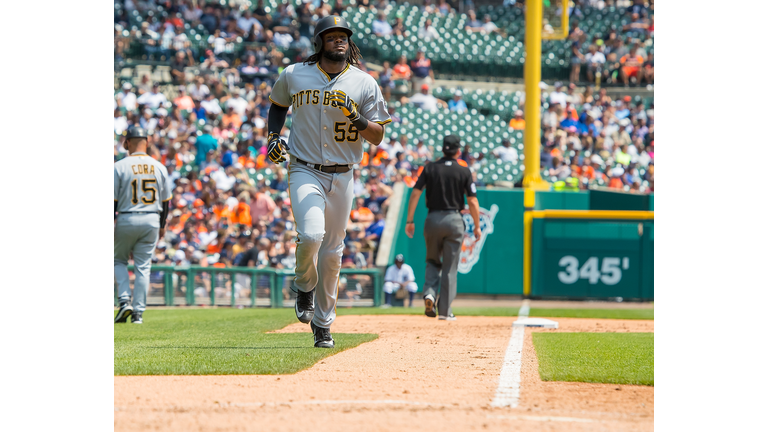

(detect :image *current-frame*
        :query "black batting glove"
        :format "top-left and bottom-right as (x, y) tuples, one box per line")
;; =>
(329, 90), (369, 131)
(267, 132), (289, 164)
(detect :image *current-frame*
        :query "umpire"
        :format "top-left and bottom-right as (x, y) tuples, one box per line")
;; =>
(405, 135), (481, 320)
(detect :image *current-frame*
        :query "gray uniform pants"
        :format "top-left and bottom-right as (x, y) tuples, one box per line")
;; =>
(114, 213), (159, 312)
(288, 158), (355, 328)
(423, 210), (464, 317)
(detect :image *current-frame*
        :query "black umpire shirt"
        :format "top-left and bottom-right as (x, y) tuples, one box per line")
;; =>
(413, 157), (477, 211)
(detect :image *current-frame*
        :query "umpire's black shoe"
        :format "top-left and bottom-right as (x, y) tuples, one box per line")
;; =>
(424, 294), (437, 318)
(131, 311), (143, 324)
(311, 321), (335, 348)
(115, 302), (133, 323)
(293, 288), (315, 324)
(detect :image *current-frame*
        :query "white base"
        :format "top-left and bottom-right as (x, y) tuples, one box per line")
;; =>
(513, 318), (559, 328)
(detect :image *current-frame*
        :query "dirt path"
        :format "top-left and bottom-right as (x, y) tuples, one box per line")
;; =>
(114, 316), (653, 431)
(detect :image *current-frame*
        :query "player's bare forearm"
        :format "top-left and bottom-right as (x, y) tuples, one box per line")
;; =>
(468, 196), (481, 232)
(406, 188), (423, 223)
(358, 121), (384, 145)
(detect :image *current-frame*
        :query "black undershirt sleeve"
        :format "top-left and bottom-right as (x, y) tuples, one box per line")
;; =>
(115, 201), (118, 220)
(268, 104), (290, 135)
(159, 201), (170, 229)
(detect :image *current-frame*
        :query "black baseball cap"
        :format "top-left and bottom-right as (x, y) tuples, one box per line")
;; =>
(443, 135), (461, 152)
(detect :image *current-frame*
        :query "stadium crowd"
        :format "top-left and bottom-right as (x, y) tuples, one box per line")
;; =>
(114, 0), (654, 290)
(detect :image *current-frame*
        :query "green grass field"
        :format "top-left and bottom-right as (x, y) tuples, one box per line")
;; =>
(115, 307), (653, 376)
(114, 309), (377, 375)
(529, 308), (653, 320)
(533, 332), (654, 386)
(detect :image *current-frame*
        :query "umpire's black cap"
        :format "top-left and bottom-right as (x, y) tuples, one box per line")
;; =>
(443, 135), (461, 152)
(313, 15), (353, 53)
(123, 125), (148, 140)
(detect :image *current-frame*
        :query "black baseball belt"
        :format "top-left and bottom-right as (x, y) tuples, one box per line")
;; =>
(294, 157), (352, 174)
(120, 211), (159, 214)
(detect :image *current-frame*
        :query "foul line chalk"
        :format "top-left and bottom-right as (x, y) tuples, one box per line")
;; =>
(489, 299), (530, 408)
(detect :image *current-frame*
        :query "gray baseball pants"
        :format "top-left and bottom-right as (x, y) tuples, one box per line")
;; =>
(288, 158), (354, 329)
(422, 210), (464, 317)
(114, 213), (159, 313)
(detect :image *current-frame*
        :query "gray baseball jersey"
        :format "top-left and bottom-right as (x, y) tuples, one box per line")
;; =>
(114, 153), (172, 211)
(114, 152), (172, 314)
(269, 62), (391, 165)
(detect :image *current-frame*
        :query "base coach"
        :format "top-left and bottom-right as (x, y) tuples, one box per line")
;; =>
(405, 135), (481, 320)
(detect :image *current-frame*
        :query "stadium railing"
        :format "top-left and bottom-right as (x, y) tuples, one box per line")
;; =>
(117, 266), (383, 308)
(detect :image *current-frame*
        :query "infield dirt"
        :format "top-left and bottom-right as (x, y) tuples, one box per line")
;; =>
(114, 315), (653, 431)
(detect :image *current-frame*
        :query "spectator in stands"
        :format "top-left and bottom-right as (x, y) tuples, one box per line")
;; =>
(570, 40), (585, 84)
(410, 138), (430, 160)
(437, 0), (452, 16)
(410, 48), (434, 94)
(378, 61), (394, 102)
(342, 242), (367, 270)
(222, 105), (243, 129)
(392, 15), (409, 37)
(239, 54), (265, 85)
(404, 84), (447, 113)
(641, 53), (654, 84)
(201, 92), (223, 117)
(200, 4), (219, 35)
(137, 83), (168, 109)
(418, 18), (440, 43)
(116, 82), (138, 112)
(549, 82), (568, 107)
(114, 108), (128, 136)
(201, 49), (230, 70)
(619, 46), (644, 86)
(187, 76), (210, 101)
(238, 9), (262, 38)
(509, 109), (525, 130)
(196, 125), (218, 156)
(492, 139), (519, 164)
(464, 10), (483, 32)
(480, 15), (501, 35)
(548, 156), (571, 181)
(392, 55), (412, 82)
(372, 12), (393, 36)
(364, 211), (386, 245)
(448, 90), (468, 113)
(173, 86), (194, 111)
(542, 103), (560, 129)
(584, 44), (607, 84)
(226, 89), (249, 117)
(250, 184), (276, 224)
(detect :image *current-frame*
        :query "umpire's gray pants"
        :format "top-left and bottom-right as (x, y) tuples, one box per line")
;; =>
(422, 210), (464, 317)
(114, 213), (159, 313)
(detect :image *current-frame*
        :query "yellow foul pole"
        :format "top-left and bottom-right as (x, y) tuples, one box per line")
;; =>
(522, 0), (549, 190)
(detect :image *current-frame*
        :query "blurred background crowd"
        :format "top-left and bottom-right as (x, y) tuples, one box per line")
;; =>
(114, 0), (654, 283)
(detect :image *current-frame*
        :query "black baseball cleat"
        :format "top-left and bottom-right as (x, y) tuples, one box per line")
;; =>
(311, 322), (335, 348)
(131, 311), (143, 324)
(293, 288), (315, 324)
(424, 294), (437, 318)
(115, 302), (133, 323)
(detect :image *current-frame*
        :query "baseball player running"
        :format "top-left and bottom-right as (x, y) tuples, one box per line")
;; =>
(267, 15), (391, 347)
(114, 126), (172, 324)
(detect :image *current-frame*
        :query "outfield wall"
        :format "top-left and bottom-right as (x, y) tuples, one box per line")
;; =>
(390, 188), (654, 300)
